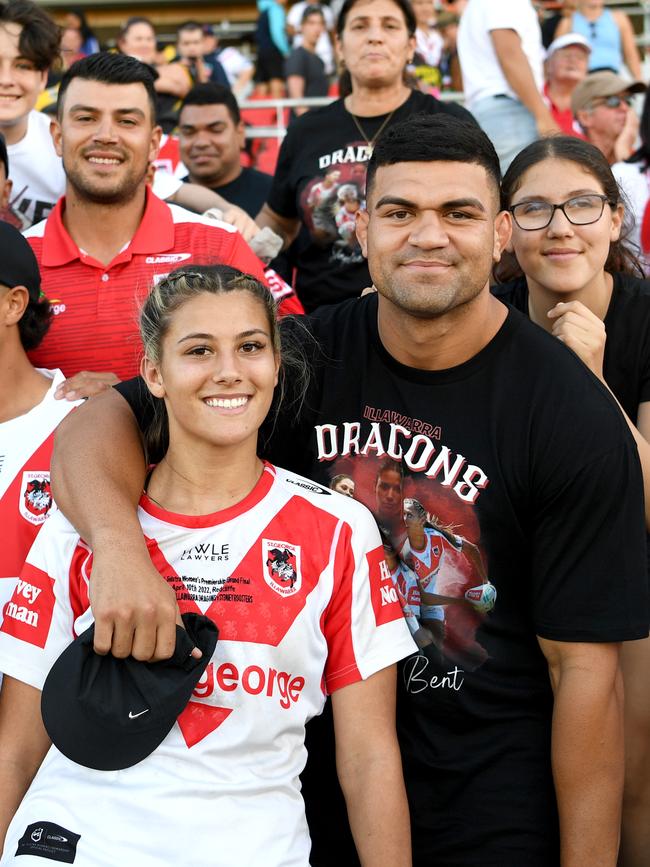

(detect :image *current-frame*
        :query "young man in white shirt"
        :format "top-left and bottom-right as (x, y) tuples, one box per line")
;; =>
(0, 0), (62, 227)
(458, 0), (559, 172)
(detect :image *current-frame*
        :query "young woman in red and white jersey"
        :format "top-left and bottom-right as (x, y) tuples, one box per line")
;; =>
(0, 265), (414, 867)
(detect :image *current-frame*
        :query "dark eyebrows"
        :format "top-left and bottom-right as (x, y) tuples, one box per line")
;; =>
(373, 195), (487, 213)
(67, 104), (146, 118)
(513, 189), (603, 204)
(440, 197), (487, 213)
(348, 14), (402, 24)
(374, 195), (416, 210)
(176, 328), (270, 345)
(177, 332), (213, 344)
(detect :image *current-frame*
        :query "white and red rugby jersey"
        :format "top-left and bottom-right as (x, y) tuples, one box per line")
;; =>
(0, 463), (415, 867)
(0, 370), (79, 619)
(24, 189), (301, 381)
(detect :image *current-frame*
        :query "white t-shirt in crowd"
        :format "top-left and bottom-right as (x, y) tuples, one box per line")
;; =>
(613, 160), (649, 267)
(457, 0), (544, 108)
(415, 26), (444, 68)
(218, 46), (254, 88)
(287, 1), (335, 74)
(5, 111), (65, 228)
(0, 462), (415, 866)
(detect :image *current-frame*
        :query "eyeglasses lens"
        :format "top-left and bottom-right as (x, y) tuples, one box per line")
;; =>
(601, 95), (631, 108)
(513, 196), (606, 230)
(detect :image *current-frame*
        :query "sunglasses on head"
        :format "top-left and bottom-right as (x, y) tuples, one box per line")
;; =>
(590, 94), (632, 109)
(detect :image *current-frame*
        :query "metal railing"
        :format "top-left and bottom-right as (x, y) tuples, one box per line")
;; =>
(239, 93), (465, 140)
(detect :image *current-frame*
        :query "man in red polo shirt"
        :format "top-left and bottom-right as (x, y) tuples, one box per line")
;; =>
(24, 52), (298, 401)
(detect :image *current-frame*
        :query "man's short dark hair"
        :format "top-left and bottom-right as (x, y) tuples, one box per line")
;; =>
(56, 52), (158, 121)
(177, 20), (204, 36)
(302, 5), (325, 24)
(180, 82), (240, 125)
(0, 0), (60, 70)
(366, 114), (502, 203)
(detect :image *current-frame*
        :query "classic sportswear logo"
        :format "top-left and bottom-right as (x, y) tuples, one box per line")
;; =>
(284, 477), (331, 495)
(128, 709), (149, 720)
(145, 253), (192, 264)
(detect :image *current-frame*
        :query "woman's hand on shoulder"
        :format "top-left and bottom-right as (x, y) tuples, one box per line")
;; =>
(547, 300), (606, 380)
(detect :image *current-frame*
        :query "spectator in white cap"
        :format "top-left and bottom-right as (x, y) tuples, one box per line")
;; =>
(572, 69), (645, 163)
(544, 32), (590, 136)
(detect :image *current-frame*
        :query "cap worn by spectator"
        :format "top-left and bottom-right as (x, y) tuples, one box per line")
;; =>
(41, 612), (219, 771)
(571, 70), (645, 115)
(546, 32), (591, 61)
(0, 221), (41, 301)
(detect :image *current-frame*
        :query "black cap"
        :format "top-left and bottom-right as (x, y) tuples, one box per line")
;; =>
(0, 221), (41, 302)
(41, 612), (218, 771)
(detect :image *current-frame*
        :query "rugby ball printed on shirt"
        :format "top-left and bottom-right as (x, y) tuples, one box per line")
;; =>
(262, 540), (302, 597)
(19, 472), (53, 526)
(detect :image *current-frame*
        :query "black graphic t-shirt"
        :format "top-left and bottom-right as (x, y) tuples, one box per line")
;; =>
(115, 294), (648, 865)
(266, 91), (475, 311)
(493, 272), (650, 422)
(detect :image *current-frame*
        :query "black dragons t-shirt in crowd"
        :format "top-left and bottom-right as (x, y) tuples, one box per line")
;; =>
(115, 294), (648, 865)
(265, 90), (475, 311)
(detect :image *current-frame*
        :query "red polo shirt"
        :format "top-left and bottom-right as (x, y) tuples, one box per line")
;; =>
(543, 82), (586, 139)
(25, 190), (297, 380)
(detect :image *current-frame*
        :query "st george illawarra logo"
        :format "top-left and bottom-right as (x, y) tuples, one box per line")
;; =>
(262, 539), (302, 597)
(19, 471), (53, 525)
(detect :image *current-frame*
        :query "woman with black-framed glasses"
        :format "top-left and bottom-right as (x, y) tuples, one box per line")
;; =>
(494, 134), (650, 867)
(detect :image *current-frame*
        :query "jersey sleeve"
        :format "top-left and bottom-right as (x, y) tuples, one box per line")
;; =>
(0, 511), (82, 690)
(322, 508), (416, 693)
(531, 441), (649, 642)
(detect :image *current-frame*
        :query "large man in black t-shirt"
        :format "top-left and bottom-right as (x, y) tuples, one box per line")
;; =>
(52, 115), (648, 866)
(177, 83), (272, 218)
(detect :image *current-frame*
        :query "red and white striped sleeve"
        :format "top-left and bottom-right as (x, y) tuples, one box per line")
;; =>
(322, 506), (416, 694)
(0, 511), (87, 690)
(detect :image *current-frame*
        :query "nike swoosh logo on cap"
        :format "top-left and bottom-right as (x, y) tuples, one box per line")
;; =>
(128, 709), (149, 719)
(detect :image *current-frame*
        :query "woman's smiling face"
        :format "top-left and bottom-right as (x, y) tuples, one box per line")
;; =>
(507, 158), (623, 297)
(142, 290), (279, 453)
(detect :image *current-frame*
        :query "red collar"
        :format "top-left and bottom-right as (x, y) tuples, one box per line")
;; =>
(40, 187), (176, 268)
